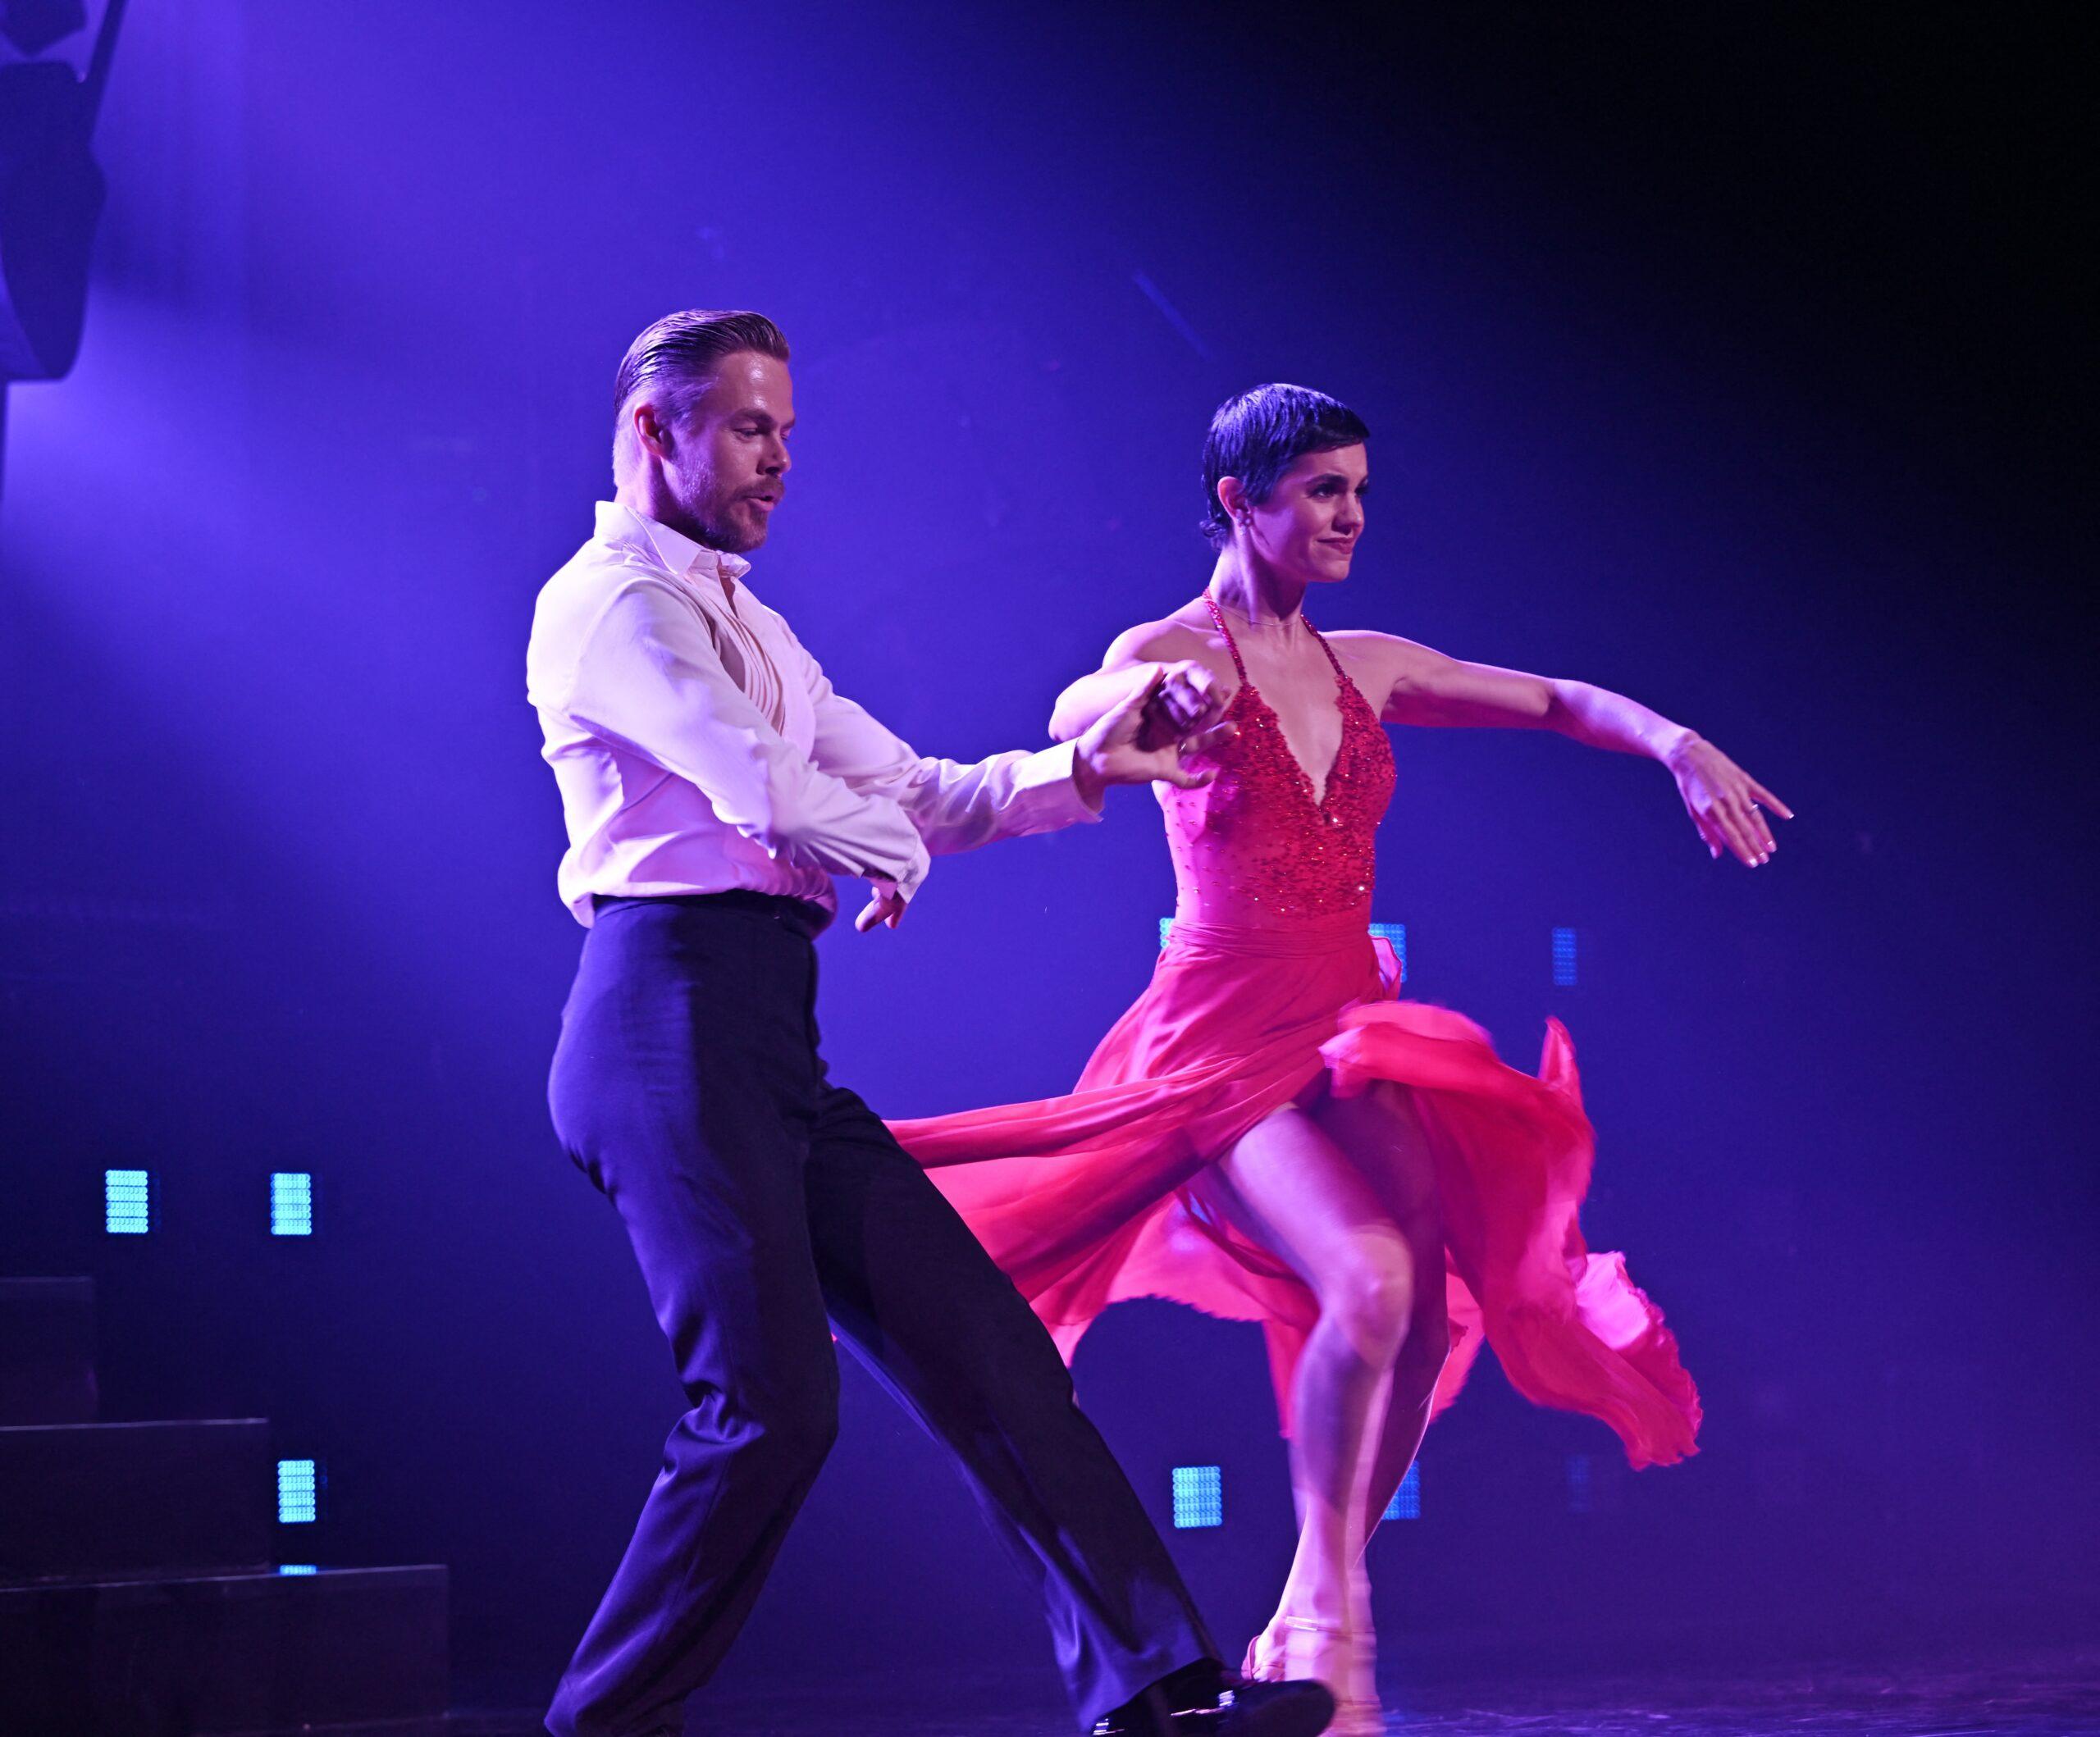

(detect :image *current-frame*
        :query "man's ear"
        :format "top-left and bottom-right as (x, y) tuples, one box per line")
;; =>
(634, 399), (673, 462)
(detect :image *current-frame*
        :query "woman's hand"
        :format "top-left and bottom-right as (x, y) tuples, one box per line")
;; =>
(1074, 668), (1238, 803)
(1668, 735), (1793, 865)
(1136, 659), (1229, 751)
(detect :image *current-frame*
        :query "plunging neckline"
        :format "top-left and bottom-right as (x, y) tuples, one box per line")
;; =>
(1207, 595), (1354, 809)
(1235, 682), (1347, 809)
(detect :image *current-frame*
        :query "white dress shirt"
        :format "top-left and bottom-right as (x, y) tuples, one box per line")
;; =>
(527, 502), (1098, 926)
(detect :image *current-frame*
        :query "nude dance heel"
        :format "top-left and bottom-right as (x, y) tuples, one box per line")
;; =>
(1243, 1614), (1384, 1735)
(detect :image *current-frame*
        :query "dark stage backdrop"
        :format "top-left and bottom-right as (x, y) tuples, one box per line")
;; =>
(2, 0), (2092, 1703)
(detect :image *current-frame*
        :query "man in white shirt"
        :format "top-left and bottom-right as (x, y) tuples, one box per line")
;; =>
(527, 311), (1333, 1737)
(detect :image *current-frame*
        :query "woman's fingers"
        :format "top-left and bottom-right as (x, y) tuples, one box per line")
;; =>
(1158, 763), (1217, 790)
(1701, 805), (1748, 864)
(1719, 802), (1761, 865)
(1729, 802), (1772, 865)
(1748, 779), (1796, 821)
(1737, 788), (1779, 858)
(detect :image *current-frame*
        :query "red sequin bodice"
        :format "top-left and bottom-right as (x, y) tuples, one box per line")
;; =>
(1159, 596), (1396, 926)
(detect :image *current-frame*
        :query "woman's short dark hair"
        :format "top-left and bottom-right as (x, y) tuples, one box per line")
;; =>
(1201, 383), (1370, 548)
(612, 309), (791, 472)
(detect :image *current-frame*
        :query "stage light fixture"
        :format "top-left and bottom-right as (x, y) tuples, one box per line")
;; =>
(1552, 927), (1579, 987)
(0, 0), (126, 496)
(1382, 1463), (1421, 1521)
(1171, 1465), (1223, 1530)
(276, 1562), (317, 1575)
(270, 1171), (314, 1237)
(277, 1457), (322, 1525)
(2, 0), (83, 56)
(1566, 1452), (1594, 1514)
(103, 1167), (151, 1233)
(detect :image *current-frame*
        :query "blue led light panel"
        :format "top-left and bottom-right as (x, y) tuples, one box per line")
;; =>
(271, 1172), (314, 1236)
(277, 1458), (322, 1525)
(1552, 927), (1578, 987)
(1171, 1465), (1223, 1529)
(1368, 922), (1408, 980)
(1383, 1463), (1421, 1521)
(1566, 1452), (1594, 1514)
(276, 1563), (317, 1575)
(104, 1169), (153, 1235)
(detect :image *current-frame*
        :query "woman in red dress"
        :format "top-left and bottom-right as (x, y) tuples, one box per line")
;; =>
(888, 385), (1788, 1733)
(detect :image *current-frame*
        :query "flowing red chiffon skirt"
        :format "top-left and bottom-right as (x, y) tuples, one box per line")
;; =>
(891, 913), (1701, 1467)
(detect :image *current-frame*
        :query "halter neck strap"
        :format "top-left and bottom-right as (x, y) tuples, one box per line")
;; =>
(1203, 591), (1249, 682)
(1203, 590), (1347, 686)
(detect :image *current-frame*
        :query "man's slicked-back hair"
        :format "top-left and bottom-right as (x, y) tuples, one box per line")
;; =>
(1201, 383), (1370, 548)
(611, 308), (791, 474)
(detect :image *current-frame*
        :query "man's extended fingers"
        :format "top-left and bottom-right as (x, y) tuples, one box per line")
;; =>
(855, 888), (905, 931)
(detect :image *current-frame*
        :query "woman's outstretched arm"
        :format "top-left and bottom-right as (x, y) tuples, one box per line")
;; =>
(1048, 620), (1226, 745)
(1372, 635), (1793, 867)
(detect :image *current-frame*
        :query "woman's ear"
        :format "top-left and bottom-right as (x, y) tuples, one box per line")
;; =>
(1217, 475), (1248, 525)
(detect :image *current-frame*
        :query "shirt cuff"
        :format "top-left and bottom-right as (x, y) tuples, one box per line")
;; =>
(1015, 738), (1104, 827)
(892, 839), (933, 902)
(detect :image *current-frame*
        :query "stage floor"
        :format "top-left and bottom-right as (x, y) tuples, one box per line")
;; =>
(450, 1644), (2100, 1735)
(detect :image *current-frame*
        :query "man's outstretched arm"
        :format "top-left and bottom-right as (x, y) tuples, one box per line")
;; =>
(793, 638), (1229, 926)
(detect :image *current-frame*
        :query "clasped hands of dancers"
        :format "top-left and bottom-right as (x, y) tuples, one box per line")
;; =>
(526, 309), (1789, 1737)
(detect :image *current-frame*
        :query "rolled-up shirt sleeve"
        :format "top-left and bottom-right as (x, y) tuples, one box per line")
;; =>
(558, 577), (933, 895)
(792, 637), (1102, 865)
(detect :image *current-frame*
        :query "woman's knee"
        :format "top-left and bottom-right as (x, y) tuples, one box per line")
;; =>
(1321, 1231), (1418, 1363)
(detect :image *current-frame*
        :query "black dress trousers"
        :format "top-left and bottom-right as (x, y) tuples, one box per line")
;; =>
(543, 893), (1215, 1737)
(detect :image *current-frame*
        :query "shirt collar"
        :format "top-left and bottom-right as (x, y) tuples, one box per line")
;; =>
(595, 500), (752, 590)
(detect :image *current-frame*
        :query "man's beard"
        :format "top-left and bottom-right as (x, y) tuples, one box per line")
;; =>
(685, 477), (766, 554)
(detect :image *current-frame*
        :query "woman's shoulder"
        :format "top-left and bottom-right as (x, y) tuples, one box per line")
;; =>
(1320, 626), (1441, 671)
(1103, 608), (1218, 667)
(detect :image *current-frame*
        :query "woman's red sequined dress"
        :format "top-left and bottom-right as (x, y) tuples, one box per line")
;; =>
(890, 601), (1701, 1464)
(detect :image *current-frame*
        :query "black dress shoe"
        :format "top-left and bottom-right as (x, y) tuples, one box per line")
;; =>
(1092, 1675), (1337, 1736)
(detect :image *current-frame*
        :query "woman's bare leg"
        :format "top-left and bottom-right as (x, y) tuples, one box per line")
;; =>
(1207, 1104), (1420, 1641)
(1310, 1080), (1451, 1545)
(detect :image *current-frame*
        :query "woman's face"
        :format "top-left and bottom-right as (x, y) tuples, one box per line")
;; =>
(1235, 443), (1368, 586)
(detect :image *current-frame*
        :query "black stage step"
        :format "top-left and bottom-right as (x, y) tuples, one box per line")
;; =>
(0, 1417), (272, 1581)
(0, 1277), (98, 1425)
(0, 1564), (450, 1735)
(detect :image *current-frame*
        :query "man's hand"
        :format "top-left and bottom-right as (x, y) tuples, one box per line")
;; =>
(1074, 667), (1238, 805)
(854, 878), (907, 932)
